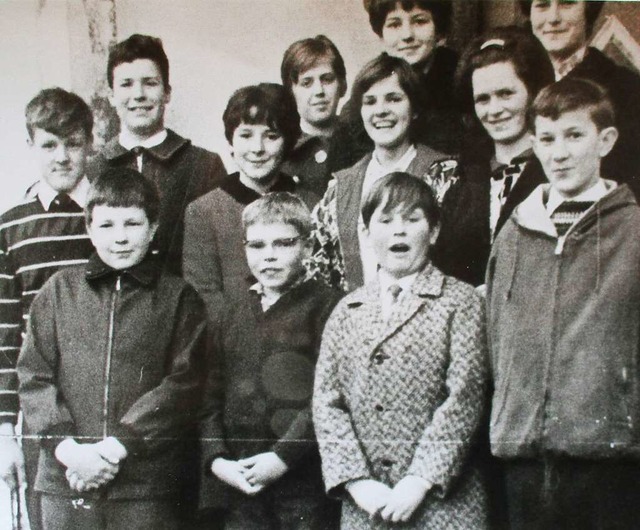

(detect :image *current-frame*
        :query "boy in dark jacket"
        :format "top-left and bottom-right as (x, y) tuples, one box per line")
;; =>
(17, 168), (206, 529)
(200, 192), (342, 529)
(487, 78), (640, 529)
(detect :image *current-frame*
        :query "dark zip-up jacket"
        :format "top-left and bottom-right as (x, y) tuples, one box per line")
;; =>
(17, 253), (207, 498)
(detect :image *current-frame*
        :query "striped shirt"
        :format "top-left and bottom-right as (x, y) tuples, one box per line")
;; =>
(0, 197), (93, 423)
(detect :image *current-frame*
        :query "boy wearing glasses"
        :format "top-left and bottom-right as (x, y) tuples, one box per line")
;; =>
(199, 192), (341, 529)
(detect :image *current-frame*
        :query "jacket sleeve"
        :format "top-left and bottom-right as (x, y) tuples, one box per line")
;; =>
(0, 230), (22, 424)
(199, 308), (229, 468)
(271, 291), (342, 468)
(312, 301), (371, 496)
(406, 289), (489, 497)
(183, 198), (224, 326)
(115, 285), (207, 455)
(17, 279), (76, 447)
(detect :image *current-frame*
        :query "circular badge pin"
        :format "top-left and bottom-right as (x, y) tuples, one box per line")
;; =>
(315, 150), (328, 164)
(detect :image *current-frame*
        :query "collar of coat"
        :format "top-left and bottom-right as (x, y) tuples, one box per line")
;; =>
(85, 251), (160, 286)
(345, 263), (444, 307)
(510, 179), (638, 239)
(101, 129), (190, 163)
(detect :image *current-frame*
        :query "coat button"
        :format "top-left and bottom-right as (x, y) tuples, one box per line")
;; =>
(381, 459), (393, 467)
(374, 355), (384, 365)
(375, 404), (384, 412)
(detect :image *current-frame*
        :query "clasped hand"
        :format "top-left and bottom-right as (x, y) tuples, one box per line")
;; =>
(211, 451), (288, 496)
(55, 437), (127, 492)
(347, 475), (431, 524)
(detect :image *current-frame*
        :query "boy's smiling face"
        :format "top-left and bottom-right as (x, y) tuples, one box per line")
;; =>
(30, 127), (91, 193)
(109, 59), (170, 139)
(244, 222), (310, 296)
(533, 109), (618, 198)
(87, 205), (158, 270)
(232, 122), (285, 183)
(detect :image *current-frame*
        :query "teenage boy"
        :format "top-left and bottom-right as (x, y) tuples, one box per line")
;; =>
(17, 168), (206, 530)
(280, 35), (349, 195)
(92, 33), (225, 275)
(519, 0), (640, 197)
(200, 192), (341, 529)
(487, 78), (640, 529)
(0, 87), (95, 529)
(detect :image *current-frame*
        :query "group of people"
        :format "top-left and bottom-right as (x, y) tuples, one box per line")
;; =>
(2, 0), (640, 529)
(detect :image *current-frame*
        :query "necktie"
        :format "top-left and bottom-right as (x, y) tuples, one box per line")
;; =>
(131, 146), (145, 172)
(50, 193), (81, 213)
(492, 163), (524, 205)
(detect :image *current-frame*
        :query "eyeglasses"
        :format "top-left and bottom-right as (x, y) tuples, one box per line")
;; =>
(243, 236), (303, 250)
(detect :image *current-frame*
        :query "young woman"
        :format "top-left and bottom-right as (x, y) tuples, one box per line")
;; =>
(433, 26), (554, 287)
(311, 54), (457, 292)
(313, 172), (489, 529)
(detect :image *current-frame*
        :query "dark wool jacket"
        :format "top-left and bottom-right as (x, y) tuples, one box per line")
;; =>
(199, 279), (342, 509)
(183, 172), (319, 325)
(487, 183), (640, 459)
(90, 129), (226, 276)
(568, 48), (640, 199)
(336, 47), (462, 169)
(433, 145), (547, 286)
(17, 254), (207, 499)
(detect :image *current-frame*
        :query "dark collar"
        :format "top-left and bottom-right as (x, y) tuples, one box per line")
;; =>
(101, 129), (190, 162)
(219, 171), (298, 205)
(85, 252), (160, 286)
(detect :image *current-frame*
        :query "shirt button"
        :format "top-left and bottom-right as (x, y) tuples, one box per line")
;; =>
(375, 404), (384, 412)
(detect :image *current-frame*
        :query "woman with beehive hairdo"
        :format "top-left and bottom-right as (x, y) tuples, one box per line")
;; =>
(336, 0), (462, 168)
(432, 26), (554, 288)
(518, 0), (640, 198)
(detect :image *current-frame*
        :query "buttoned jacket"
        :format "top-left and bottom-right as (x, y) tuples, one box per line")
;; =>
(313, 266), (489, 528)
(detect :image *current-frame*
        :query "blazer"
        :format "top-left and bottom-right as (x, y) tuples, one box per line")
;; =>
(313, 265), (489, 528)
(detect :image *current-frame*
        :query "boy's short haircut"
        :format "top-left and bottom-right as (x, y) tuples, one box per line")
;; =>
(242, 192), (312, 238)
(351, 54), (425, 141)
(85, 167), (160, 225)
(365, 0), (453, 38)
(25, 87), (93, 141)
(530, 77), (615, 132)
(107, 34), (170, 90)
(361, 171), (440, 228)
(222, 83), (301, 157)
(455, 26), (554, 116)
(280, 35), (347, 97)
(518, 0), (604, 36)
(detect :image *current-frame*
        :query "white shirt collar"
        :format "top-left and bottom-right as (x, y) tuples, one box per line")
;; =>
(378, 268), (420, 298)
(546, 179), (610, 216)
(38, 176), (90, 211)
(553, 46), (587, 80)
(118, 129), (168, 151)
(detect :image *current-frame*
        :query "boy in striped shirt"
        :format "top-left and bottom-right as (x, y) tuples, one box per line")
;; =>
(0, 87), (95, 528)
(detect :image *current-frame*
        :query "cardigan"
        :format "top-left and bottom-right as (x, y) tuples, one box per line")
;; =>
(313, 265), (489, 529)
(90, 129), (226, 276)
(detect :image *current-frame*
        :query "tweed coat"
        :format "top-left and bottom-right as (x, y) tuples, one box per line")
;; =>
(313, 266), (489, 529)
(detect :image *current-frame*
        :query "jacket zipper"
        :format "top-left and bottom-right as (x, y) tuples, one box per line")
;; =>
(102, 275), (121, 439)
